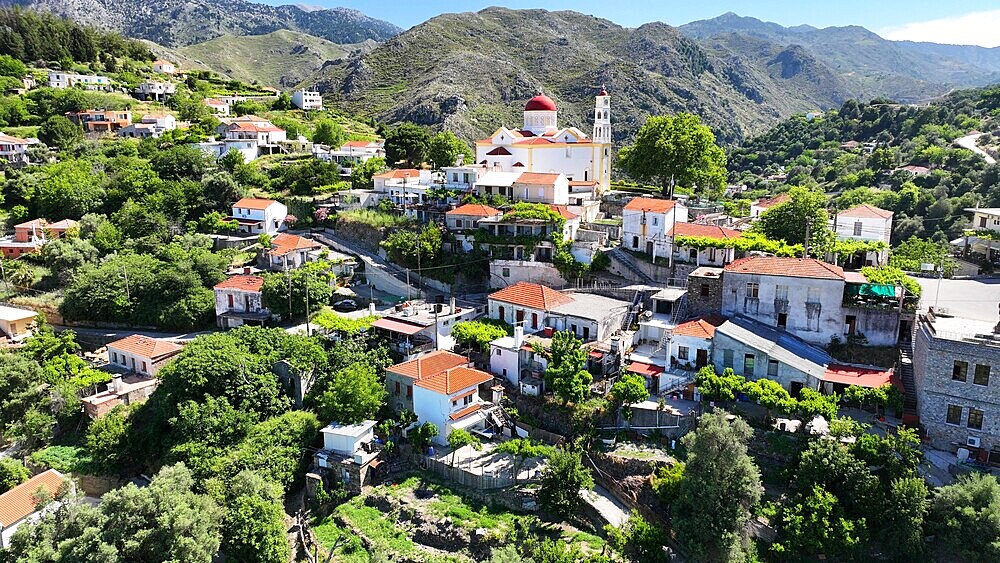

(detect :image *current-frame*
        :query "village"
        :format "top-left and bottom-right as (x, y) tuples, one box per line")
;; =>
(1, 21), (1000, 562)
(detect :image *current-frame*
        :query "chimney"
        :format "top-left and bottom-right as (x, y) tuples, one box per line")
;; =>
(243, 266), (251, 274)
(456, 153), (464, 166)
(450, 296), (456, 315)
(369, 302), (376, 316)
(111, 374), (122, 394)
(513, 326), (524, 348)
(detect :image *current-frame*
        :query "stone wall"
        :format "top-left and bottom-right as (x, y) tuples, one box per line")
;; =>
(490, 260), (566, 289)
(686, 271), (724, 316)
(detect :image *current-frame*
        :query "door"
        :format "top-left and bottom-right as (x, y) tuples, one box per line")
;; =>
(646, 241), (654, 255)
(777, 313), (787, 330)
(632, 236), (639, 249)
(696, 349), (709, 368)
(845, 315), (857, 336)
(898, 319), (911, 342)
(791, 381), (804, 397)
(743, 354), (755, 377)
(583, 326), (590, 340)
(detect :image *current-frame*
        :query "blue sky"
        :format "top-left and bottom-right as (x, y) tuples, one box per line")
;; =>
(277, 1), (1000, 46)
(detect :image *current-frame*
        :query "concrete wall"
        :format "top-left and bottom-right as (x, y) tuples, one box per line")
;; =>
(490, 260), (566, 289)
(711, 331), (814, 391)
(914, 320), (1000, 452)
(722, 273), (844, 346)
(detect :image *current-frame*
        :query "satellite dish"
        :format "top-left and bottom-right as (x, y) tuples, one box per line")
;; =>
(641, 311), (654, 320)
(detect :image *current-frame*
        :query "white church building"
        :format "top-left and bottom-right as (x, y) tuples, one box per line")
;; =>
(469, 90), (613, 194)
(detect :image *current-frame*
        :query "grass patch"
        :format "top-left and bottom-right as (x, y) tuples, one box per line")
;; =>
(29, 445), (97, 474)
(337, 209), (414, 229)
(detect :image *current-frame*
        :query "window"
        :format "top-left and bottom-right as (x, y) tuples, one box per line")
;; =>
(678, 346), (689, 360)
(689, 248), (697, 260)
(746, 282), (759, 298)
(498, 306), (505, 321)
(495, 348), (502, 356)
(502, 267), (510, 277)
(464, 394), (473, 405)
(968, 408), (984, 430)
(516, 310), (525, 323)
(777, 313), (788, 329)
(947, 404), (962, 425)
(708, 247), (717, 261)
(853, 221), (863, 236)
(700, 284), (710, 297)
(227, 294), (234, 308)
(743, 354), (755, 376)
(394, 382), (401, 395)
(406, 385), (412, 399)
(723, 349), (734, 369)
(975, 364), (991, 386)
(767, 359), (779, 377)
(141, 361), (147, 372)
(953, 360), (969, 382)
(632, 236), (639, 248)
(775, 285), (789, 301)
(532, 313), (538, 329)
(111, 352), (118, 363)
(652, 217), (658, 226)
(806, 287), (821, 304)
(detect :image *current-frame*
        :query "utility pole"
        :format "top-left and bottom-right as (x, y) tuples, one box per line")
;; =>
(0, 259), (9, 293)
(121, 267), (131, 301)
(934, 254), (945, 310)
(803, 218), (812, 257)
(304, 269), (311, 337)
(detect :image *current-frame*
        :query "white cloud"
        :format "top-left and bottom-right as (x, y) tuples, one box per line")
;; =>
(880, 10), (1000, 47)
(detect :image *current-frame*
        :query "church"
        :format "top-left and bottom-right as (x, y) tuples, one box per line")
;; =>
(473, 89), (612, 192)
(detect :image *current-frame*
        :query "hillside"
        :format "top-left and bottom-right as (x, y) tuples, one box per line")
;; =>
(308, 7), (858, 145)
(168, 30), (375, 88)
(680, 12), (1000, 101)
(0, 0), (401, 46)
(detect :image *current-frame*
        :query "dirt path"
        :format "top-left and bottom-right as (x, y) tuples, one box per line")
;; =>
(581, 484), (630, 527)
(956, 133), (997, 164)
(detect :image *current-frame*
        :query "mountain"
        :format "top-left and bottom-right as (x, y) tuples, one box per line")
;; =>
(0, 0), (401, 47)
(165, 30), (375, 88)
(680, 13), (1000, 100)
(307, 7), (857, 145)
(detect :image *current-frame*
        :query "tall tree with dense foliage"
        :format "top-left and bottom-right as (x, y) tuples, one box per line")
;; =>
(451, 318), (512, 352)
(617, 113), (727, 198)
(537, 442), (593, 518)
(881, 476), (929, 562)
(541, 330), (593, 405)
(428, 131), (472, 169)
(312, 119), (346, 147)
(609, 373), (649, 421)
(384, 122), (430, 167)
(772, 486), (865, 560)
(673, 410), (762, 562)
(0, 457), (29, 493)
(753, 186), (833, 250)
(309, 363), (386, 425)
(261, 261), (335, 318)
(928, 472), (1000, 561)
(221, 471), (290, 563)
(37, 115), (83, 150)
(606, 511), (669, 563)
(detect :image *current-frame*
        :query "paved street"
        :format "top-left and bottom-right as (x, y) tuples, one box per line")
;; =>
(915, 276), (1000, 322)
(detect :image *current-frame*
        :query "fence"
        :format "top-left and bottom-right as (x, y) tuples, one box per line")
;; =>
(415, 455), (529, 490)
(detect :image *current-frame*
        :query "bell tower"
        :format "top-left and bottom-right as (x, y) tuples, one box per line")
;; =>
(592, 87), (611, 144)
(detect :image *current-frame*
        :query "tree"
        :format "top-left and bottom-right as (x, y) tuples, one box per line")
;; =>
(772, 486), (865, 560)
(271, 92), (292, 111)
(753, 186), (833, 251)
(537, 441), (593, 518)
(495, 438), (551, 480)
(446, 428), (481, 467)
(310, 363), (386, 425)
(617, 113), (727, 198)
(605, 511), (669, 563)
(794, 388), (839, 422)
(651, 462), (684, 505)
(428, 131), (472, 169)
(795, 439), (878, 518)
(741, 378), (794, 420)
(350, 156), (387, 188)
(928, 472), (1000, 561)
(411, 422), (439, 449)
(384, 122), (430, 167)
(693, 365), (746, 402)
(261, 261), (335, 318)
(38, 115), (83, 149)
(222, 471), (290, 563)
(609, 373), (649, 421)
(312, 119), (345, 147)
(0, 457), (30, 493)
(451, 319), (512, 352)
(35, 159), (106, 218)
(0, 54), (26, 78)
(86, 403), (133, 471)
(673, 410), (762, 562)
(542, 330), (592, 405)
(880, 476), (929, 562)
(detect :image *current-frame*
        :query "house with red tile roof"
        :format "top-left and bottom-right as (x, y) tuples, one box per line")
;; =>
(721, 256), (900, 346)
(831, 204), (893, 266)
(106, 334), (182, 377)
(0, 469), (69, 548)
(474, 90), (612, 194)
(749, 193), (791, 218)
(229, 198), (288, 235)
(668, 222), (744, 267)
(385, 350), (496, 444)
(446, 204), (503, 251)
(621, 197), (690, 262)
(263, 233), (323, 271)
(0, 218), (78, 259)
(487, 282), (630, 343)
(213, 275), (269, 328)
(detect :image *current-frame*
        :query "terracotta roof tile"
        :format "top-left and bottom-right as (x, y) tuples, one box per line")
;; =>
(268, 233), (321, 257)
(373, 168), (420, 180)
(0, 469), (65, 527)
(672, 315), (726, 339)
(515, 172), (561, 184)
(753, 193), (791, 209)
(724, 256), (845, 280)
(388, 350), (469, 380)
(342, 140), (376, 148)
(624, 197), (677, 213)
(514, 137), (555, 145)
(489, 282), (574, 311)
(214, 275), (265, 292)
(822, 364), (893, 388)
(107, 334), (182, 360)
(233, 198), (279, 210)
(449, 402), (484, 421)
(486, 146), (512, 156)
(446, 204), (501, 217)
(415, 366), (493, 394)
(838, 204), (893, 220)
(0, 133), (29, 144)
(668, 223), (743, 240)
(568, 180), (598, 187)
(548, 205), (578, 220)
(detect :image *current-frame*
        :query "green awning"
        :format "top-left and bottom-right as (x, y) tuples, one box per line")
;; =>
(846, 283), (896, 297)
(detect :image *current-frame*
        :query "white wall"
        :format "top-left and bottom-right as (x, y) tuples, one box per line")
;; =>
(489, 342), (520, 386)
(721, 273), (844, 345)
(490, 261), (565, 289)
(621, 205), (689, 259)
(412, 384), (481, 445)
(322, 427), (373, 455)
(107, 347), (158, 376)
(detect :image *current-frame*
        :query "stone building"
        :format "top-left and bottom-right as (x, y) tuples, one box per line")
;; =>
(913, 310), (1000, 460)
(685, 266), (724, 317)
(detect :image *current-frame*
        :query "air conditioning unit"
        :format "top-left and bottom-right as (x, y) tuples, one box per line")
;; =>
(967, 436), (981, 448)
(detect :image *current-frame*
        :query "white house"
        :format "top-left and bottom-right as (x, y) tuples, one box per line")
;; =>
(0, 305), (36, 342)
(0, 469), (68, 548)
(749, 193), (790, 218)
(46, 72), (111, 90)
(372, 168), (434, 208)
(195, 116), (287, 162)
(118, 114), (177, 139)
(320, 140), (384, 167)
(213, 275), (269, 328)
(667, 222), (743, 267)
(445, 203), (502, 251)
(831, 204), (893, 266)
(0, 133), (29, 164)
(321, 420), (376, 456)
(966, 207), (1000, 233)
(229, 198), (288, 235)
(134, 81), (176, 102)
(385, 350), (472, 414)
(411, 362), (495, 445)
(488, 326), (550, 396)
(621, 197), (689, 261)
(474, 89), (612, 192)
(106, 334), (183, 377)
(488, 282), (628, 343)
(152, 59), (177, 74)
(291, 89), (323, 110)
(264, 233), (322, 271)
(203, 98), (230, 116)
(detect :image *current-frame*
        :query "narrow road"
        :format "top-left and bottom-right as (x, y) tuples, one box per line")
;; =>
(580, 484), (630, 527)
(955, 133), (997, 164)
(55, 325), (216, 345)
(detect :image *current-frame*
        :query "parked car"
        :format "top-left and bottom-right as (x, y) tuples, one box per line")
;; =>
(333, 299), (358, 312)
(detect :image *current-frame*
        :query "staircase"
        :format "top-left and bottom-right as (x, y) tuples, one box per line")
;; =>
(608, 247), (657, 285)
(621, 290), (642, 331)
(669, 293), (689, 325)
(899, 346), (919, 424)
(652, 326), (672, 355)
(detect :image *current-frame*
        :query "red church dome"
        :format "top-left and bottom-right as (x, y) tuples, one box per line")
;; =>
(524, 93), (557, 112)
